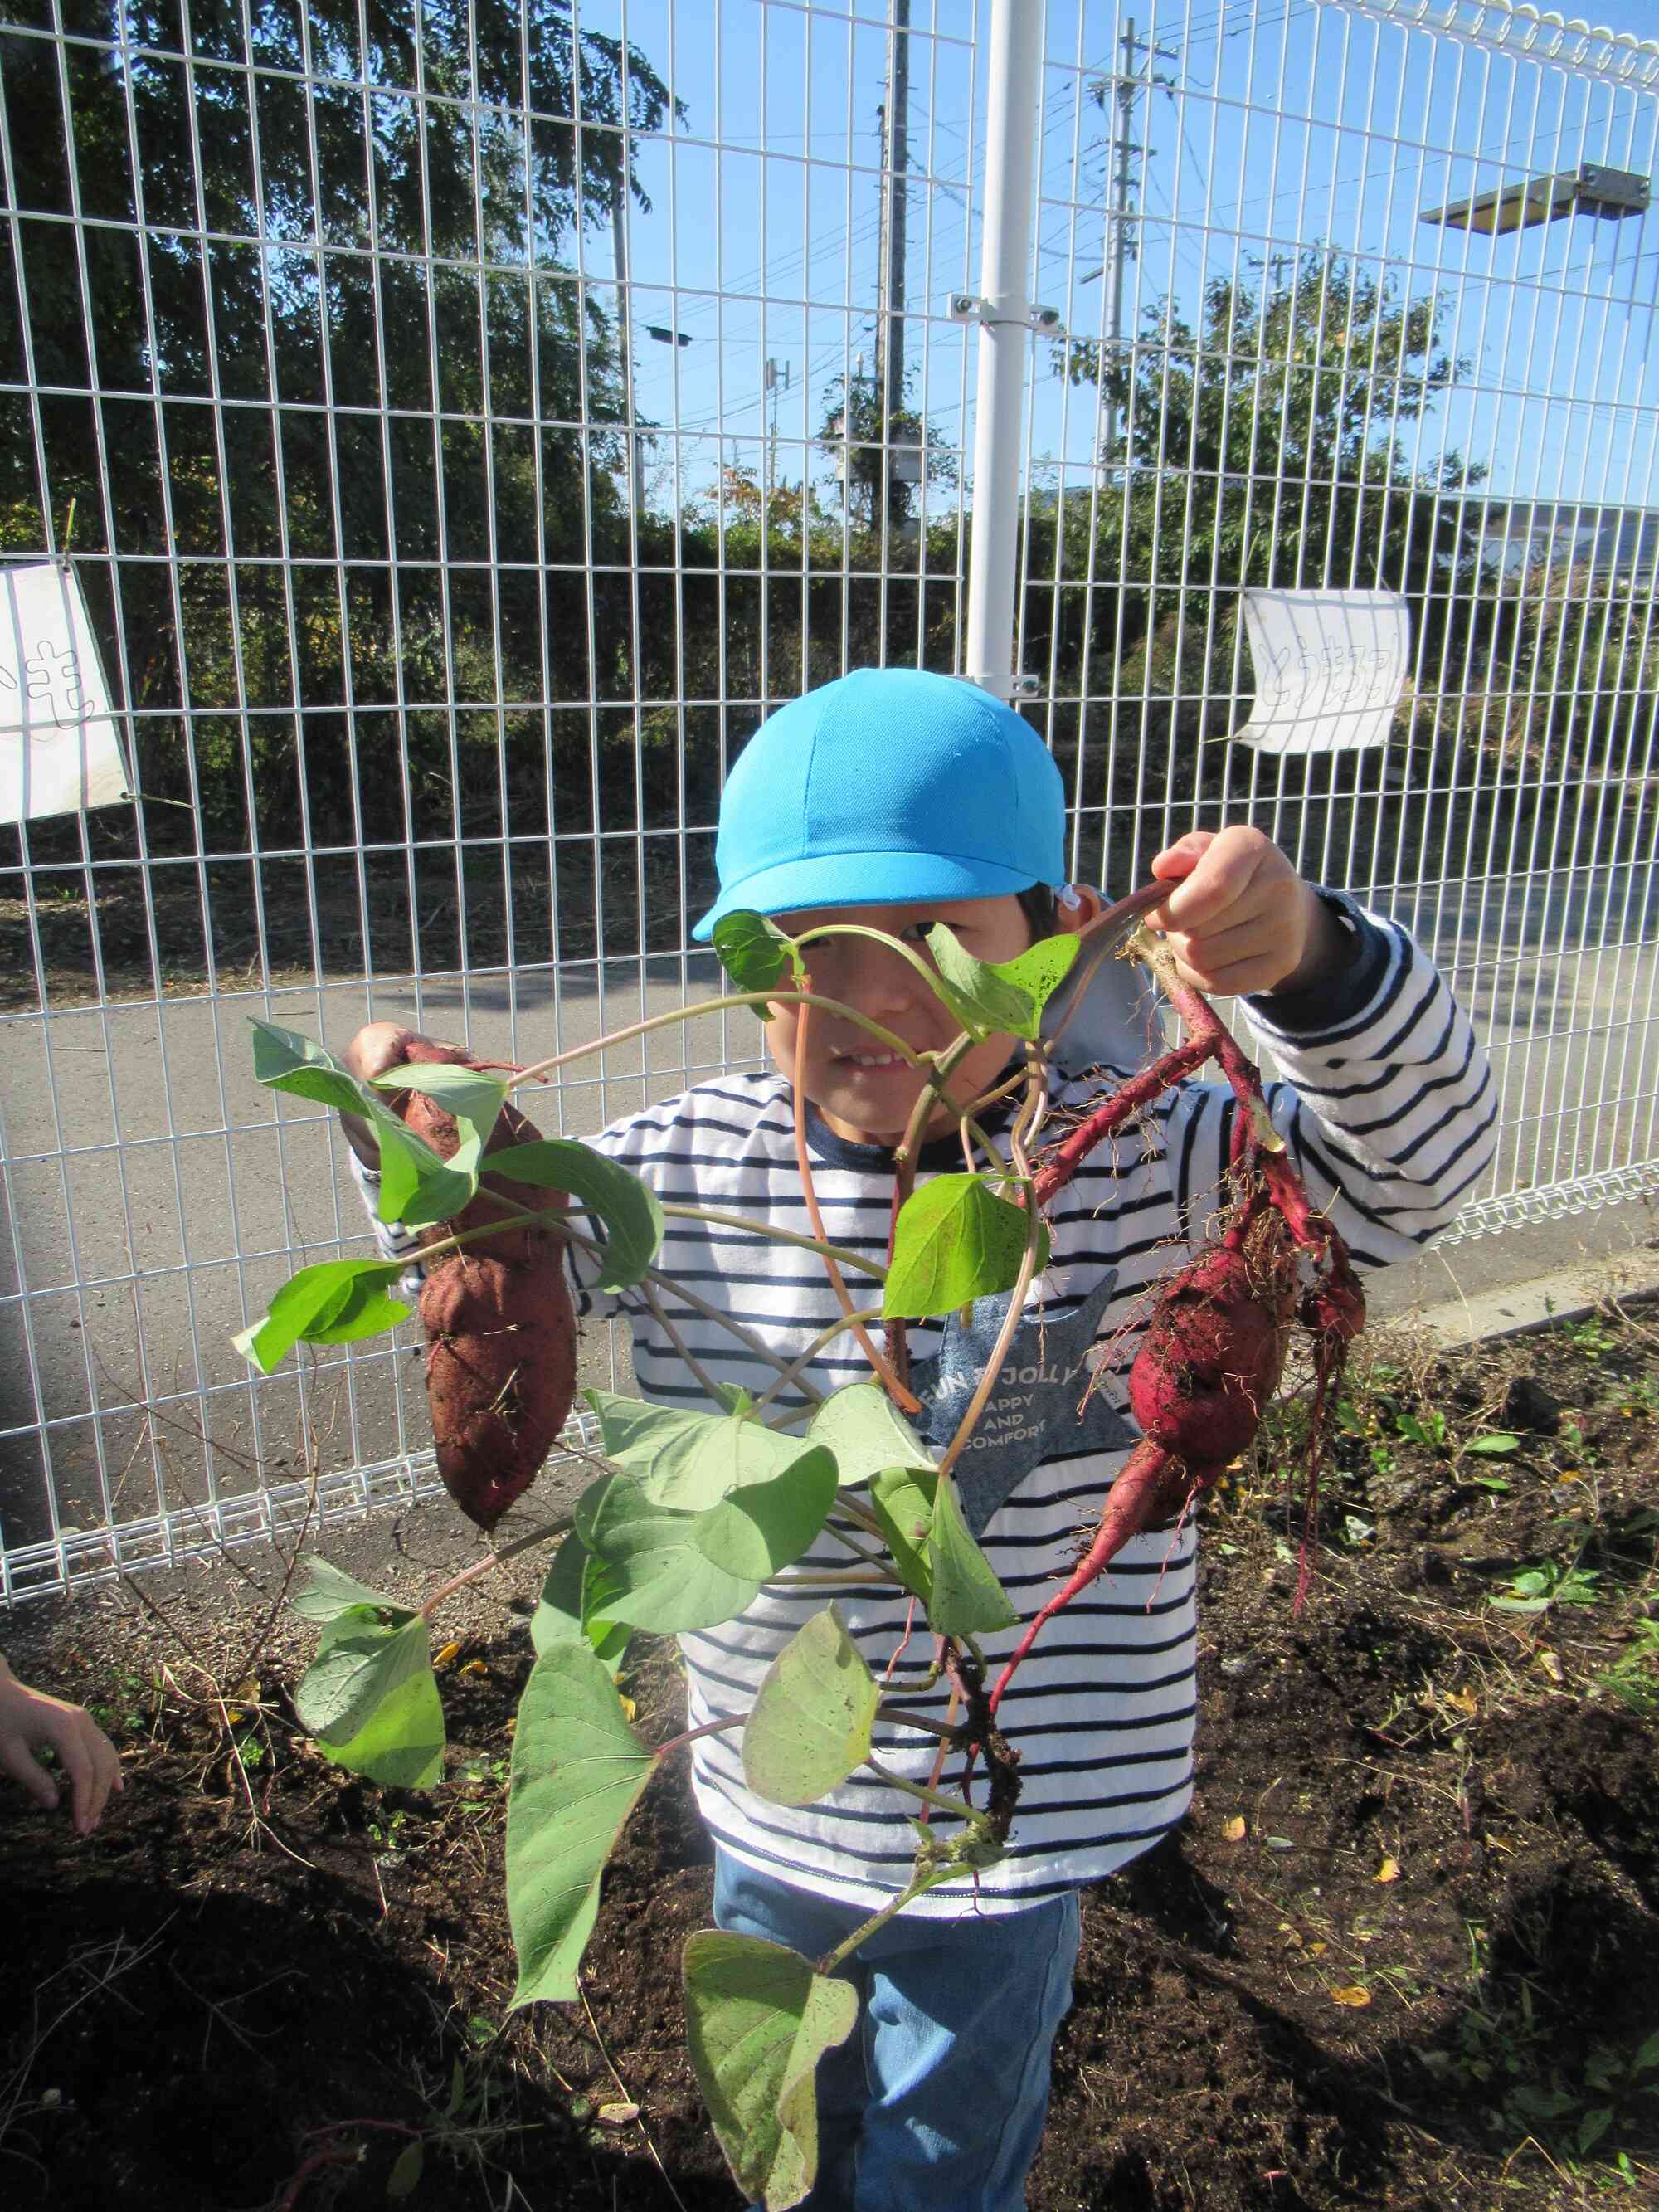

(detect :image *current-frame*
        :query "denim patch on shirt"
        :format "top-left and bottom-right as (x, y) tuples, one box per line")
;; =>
(909, 1269), (1136, 1533)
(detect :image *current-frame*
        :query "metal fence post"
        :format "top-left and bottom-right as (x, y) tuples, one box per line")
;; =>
(962, 0), (1044, 700)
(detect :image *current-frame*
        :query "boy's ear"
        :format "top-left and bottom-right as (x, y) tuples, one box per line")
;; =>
(1053, 885), (1106, 938)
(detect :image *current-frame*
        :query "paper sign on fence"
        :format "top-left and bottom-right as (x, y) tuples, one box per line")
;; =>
(0, 562), (130, 823)
(1234, 588), (1410, 755)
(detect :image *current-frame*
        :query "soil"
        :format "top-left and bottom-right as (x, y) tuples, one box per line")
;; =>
(3, 1310), (1657, 2212)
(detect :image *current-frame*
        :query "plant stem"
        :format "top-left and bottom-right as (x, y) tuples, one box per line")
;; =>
(874, 1704), (966, 1743)
(630, 1263), (833, 1404)
(791, 920), (951, 1001)
(822, 1524), (901, 1571)
(791, 1001), (922, 1415)
(652, 1713), (743, 1761)
(749, 1307), (887, 1416)
(935, 1067), (1050, 1482)
(508, 991), (927, 1089)
(419, 1516), (574, 1619)
(638, 1280), (727, 1403)
(539, 1217), (833, 1407)
(864, 1754), (987, 1827)
(883, 1031), (980, 1385)
(771, 1565), (906, 1590)
(816, 1870), (946, 1977)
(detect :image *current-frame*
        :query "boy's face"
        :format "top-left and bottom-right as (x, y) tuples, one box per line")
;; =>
(765, 894), (1064, 1146)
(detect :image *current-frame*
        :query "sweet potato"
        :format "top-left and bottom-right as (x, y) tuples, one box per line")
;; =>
(421, 1255), (577, 1530)
(1126, 1230), (1296, 1473)
(385, 1042), (577, 1530)
(989, 1225), (1294, 1713)
(986, 1173), (1362, 1716)
(392, 1041), (558, 1268)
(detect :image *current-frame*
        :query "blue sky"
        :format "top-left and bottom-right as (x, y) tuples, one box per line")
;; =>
(581, 1), (1659, 521)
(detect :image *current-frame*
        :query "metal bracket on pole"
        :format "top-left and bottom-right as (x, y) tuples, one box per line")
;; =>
(949, 291), (1063, 336)
(968, 671), (1043, 699)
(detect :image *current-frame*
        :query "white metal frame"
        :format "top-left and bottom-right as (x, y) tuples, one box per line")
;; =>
(3, 0), (1658, 1601)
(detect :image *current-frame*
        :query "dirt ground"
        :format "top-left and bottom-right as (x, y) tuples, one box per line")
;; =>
(2, 1308), (1657, 2212)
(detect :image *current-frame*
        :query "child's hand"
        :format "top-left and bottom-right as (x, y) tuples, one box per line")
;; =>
(1147, 828), (1351, 998)
(0, 1659), (124, 1835)
(339, 1022), (453, 1170)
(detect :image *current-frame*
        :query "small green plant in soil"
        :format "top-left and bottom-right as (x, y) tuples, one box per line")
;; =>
(1594, 1611), (1659, 1716)
(1491, 1559), (1603, 1615)
(1432, 1979), (1659, 2165)
(87, 1664), (158, 1738)
(236, 891), (1370, 2211)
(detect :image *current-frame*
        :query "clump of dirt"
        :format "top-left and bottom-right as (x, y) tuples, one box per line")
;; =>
(2, 1308), (1657, 2211)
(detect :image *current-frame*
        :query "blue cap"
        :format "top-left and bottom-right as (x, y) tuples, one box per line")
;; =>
(693, 669), (1066, 940)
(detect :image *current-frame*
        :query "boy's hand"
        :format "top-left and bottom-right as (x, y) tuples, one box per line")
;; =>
(0, 1659), (124, 1836)
(340, 1021), (457, 1170)
(1147, 828), (1352, 998)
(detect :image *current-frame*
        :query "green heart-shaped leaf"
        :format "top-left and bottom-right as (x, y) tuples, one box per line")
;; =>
(742, 1606), (879, 1806)
(247, 1018), (475, 1230)
(713, 910), (803, 994)
(585, 1389), (819, 1509)
(506, 1643), (655, 2007)
(294, 1607), (445, 1786)
(574, 1448), (839, 1632)
(484, 1139), (663, 1292)
(883, 1176), (1046, 1319)
(805, 1384), (933, 1490)
(683, 1931), (858, 2210)
(865, 1466), (937, 1605)
(234, 1259), (411, 1374)
(924, 924), (1079, 1041)
(869, 1465), (1016, 1635)
(531, 1536), (631, 1674)
(369, 1058), (508, 1143)
(291, 1557), (411, 1625)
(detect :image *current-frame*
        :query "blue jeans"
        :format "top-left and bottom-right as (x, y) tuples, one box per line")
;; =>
(713, 1849), (1080, 2212)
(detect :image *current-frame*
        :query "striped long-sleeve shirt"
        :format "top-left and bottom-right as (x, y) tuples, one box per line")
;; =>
(358, 897), (1495, 1917)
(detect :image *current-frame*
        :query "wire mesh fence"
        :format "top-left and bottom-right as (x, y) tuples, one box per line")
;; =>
(2, 0), (1657, 1601)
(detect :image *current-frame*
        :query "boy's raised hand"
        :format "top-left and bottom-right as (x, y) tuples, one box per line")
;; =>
(1147, 827), (1352, 999)
(339, 1021), (459, 1169)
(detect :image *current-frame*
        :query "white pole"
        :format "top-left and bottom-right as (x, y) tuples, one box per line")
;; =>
(963, 0), (1044, 698)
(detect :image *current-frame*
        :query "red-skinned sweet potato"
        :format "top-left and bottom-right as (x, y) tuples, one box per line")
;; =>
(1126, 1230), (1296, 1473)
(420, 1255), (577, 1530)
(384, 1042), (577, 1531)
(989, 1208), (1326, 1717)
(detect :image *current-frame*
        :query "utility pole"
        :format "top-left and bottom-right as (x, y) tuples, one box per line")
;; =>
(1098, 17), (1177, 472)
(874, 0), (910, 523)
(610, 192), (645, 514)
(765, 357), (790, 500)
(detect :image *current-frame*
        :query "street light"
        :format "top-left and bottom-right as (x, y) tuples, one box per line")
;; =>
(1419, 162), (1649, 235)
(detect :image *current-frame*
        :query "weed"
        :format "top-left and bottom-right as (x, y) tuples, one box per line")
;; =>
(1613, 1373), (1659, 1420)
(88, 1665), (158, 1738)
(1384, 1404), (1522, 1470)
(366, 1807), (414, 1859)
(1423, 1933), (1659, 2166)
(1490, 1561), (1602, 1615)
(1593, 1615), (1659, 1717)
(1560, 1315), (1619, 1358)
(1395, 1406), (1449, 1453)
(1555, 1419), (1596, 1469)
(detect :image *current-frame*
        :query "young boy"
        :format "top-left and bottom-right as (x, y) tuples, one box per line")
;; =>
(342, 667), (1495, 2210)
